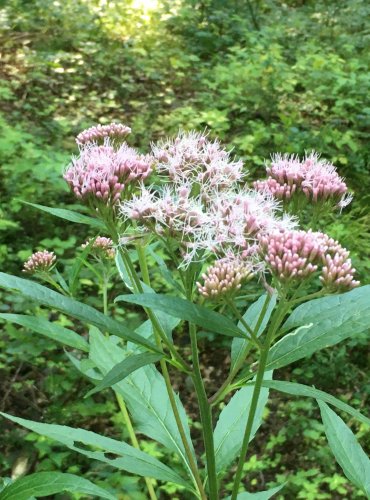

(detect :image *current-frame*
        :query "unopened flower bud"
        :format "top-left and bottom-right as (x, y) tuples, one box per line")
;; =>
(82, 237), (115, 259)
(23, 251), (56, 274)
(260, 229), (359, 291)
(76, 123), (131, 145)
(197, 257), (253, 300)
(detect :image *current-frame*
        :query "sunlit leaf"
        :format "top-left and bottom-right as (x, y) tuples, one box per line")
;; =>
(261, 380), (370, 427)
(231, 293), (276, 370)
(89, 328), (197, 484)
(85, 352), (164, 397)
(214, 371), (273, 473)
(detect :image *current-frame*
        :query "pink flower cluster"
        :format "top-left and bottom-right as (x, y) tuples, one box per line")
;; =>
(121, 184), (296, 267)
(260, 229), (359, 291)
(121, 132), (298, 267)
(23, 250), (56, 274)
(254, 152), (351, 207)
(76, 123), (131, 145)
(152, 131), (245, 193)
(82, 236), (115, 259)
(64, 141), (152, 205)
(122, 185), (210, 265)
(320, 236), (360, 291)
(197, 257), (253, 299)
(210, 190), (296, 251)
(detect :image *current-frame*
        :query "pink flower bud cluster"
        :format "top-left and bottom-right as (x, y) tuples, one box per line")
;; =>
(260, 229), (359, 291)
(320, 236), (359, 291)
(254, 152), (351, 207)
(152, 131), (245, 192)
(260, 230), (322, 282)
(64, 140), (152, 205)
(23, 250), (56, 274)
(76, 123), (131, 145)
(82, 236), (115, 259)
(197, 257), (253, 299)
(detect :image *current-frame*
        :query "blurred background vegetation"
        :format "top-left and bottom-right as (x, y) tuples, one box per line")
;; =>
(0, 0), (369, 498)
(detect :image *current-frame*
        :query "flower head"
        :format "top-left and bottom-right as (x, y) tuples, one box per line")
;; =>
(121, 182), (294, 267)
(82, 236), (115, 259)
(260, 229), (322, 282)
(64, 139), (152, 206)
(209, 189), (297, 252)
(120, 183), (213, 265)
(254, 152), (351, 209)
(23, 250), (56, 274)
(319, 236), (359, 291)
(197, 256), (253, 300)
(260, 229), (359, 291)
(76, 123), (131, 145)
(152, 130), (245, 193)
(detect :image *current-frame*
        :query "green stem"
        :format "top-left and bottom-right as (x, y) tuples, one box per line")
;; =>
(102, 274), (108, 316)
(291, 289), (326, 306)
(136, 244), (150, 286)
(120, 248), (191, 372)
(226, 298), (262, 349)
(189, 322), (218, 500)
(116, 393), (158, 500)
(210, 294), (272, 407)
(43, 275), (68, 296)
(230, 300), (289, 500)
(130, 245), (206, 499)
(101, 274), (158, 500)
(160, 357), (207, 499)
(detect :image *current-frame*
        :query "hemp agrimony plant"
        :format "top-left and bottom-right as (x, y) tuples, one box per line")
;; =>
(1, 124), (369, 500)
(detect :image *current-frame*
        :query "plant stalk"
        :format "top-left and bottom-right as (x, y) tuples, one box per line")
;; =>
(230, 300), (288, 499)
(132, 245), (206, 499)
(101, 274), (158, 500)
(210, 294), (272, 406)
(120, 247), (191, 372)
(189, 322), (218, 500)
(116, 393), (158, 500)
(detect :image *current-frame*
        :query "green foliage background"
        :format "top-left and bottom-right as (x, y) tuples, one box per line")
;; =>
(0, 0), (369, 498)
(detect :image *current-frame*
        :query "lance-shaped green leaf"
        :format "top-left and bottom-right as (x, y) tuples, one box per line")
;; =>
(213, 371), (273, 474)
(22, 201), (105, 229)
(0, 413), (190, 488)
(85, 352), (165, 397)
(261, 380), (370, 427)
(0, 472), (116, 500)
(116, 294), (243, 338)
(89, 328), (197, 483)
(224, 483), (286, 499)
(231, 293), (277, 370)
(0, 273), (160, 354)
(267, 285), (370, 370)
(318, 401), (370, 497)
(0, 314), (89, 352)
